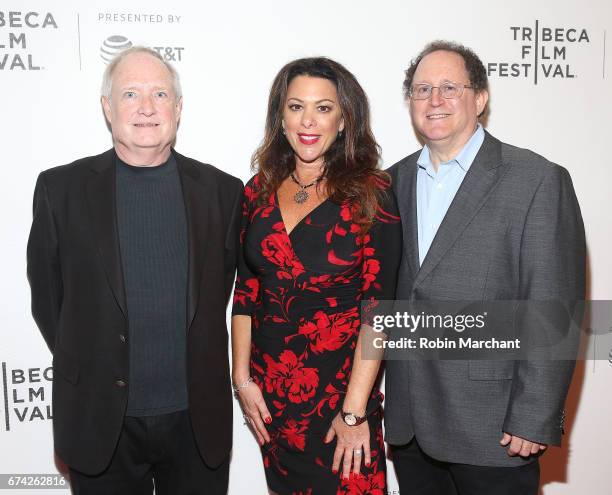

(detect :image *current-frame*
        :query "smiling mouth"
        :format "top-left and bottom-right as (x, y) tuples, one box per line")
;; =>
(133, 123), (160, 127)
(298, 134), (321, 145)
(427, 114), (451, 120)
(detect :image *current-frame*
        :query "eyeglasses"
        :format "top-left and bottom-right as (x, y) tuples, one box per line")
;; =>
(409, 82), (473, 100)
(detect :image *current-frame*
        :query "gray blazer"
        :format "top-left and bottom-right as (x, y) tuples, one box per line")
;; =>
(385, 131), (586, 467)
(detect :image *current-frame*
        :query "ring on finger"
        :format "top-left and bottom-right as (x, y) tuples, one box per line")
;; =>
(353, 449), (362, 456)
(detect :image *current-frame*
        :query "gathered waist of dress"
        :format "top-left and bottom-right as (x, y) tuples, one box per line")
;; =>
(255, 298), (362, 324)
(259, 278), (363, 304)
(252, 303), (364, 343)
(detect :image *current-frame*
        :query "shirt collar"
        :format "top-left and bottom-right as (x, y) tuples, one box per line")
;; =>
(417, 124), (485, 174)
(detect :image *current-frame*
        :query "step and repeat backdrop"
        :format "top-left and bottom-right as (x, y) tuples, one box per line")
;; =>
(1, 0), (610, 493)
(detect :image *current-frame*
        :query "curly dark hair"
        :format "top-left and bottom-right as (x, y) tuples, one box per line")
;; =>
(403, 40), (489, 99)
(252, 57), (389, 231)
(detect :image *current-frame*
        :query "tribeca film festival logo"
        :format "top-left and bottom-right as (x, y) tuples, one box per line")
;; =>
(487, 20), (590, 84)
(100, 35), (185, 64)
(0, 10), (58, 70)
(1, 361), (53, 432)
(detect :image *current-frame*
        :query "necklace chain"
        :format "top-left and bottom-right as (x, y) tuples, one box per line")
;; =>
(290, 172), (324, 204)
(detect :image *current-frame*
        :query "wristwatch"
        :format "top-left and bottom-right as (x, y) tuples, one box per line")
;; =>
(341, 411), (367, 426)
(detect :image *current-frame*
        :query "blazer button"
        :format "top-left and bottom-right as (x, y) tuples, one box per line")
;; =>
(119, 334), (127, 343)
(115, 379), (127, 388)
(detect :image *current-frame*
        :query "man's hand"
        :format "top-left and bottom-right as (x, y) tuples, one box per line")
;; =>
(500, 432), (547, 457)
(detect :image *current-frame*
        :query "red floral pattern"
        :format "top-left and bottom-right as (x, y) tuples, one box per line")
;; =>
(233, 277), (259, 308)
(278, 417), (310, 451)
(232, 174), (401, 494)
(263, 350), (319, 404)
(292, 308), (360, 355)
(338, 471), (386, 495)
(261, 232), (306, 280)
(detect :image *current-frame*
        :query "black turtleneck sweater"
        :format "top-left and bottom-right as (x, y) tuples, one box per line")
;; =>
(115, 153), (188, 416)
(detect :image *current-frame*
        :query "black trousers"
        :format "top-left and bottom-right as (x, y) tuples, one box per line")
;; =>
(391, 439), (539, 495)
(69, 410), (229, 495)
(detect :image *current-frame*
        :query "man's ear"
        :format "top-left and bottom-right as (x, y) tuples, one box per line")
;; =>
(475, 89), (489, 118)
(101, 96), (112, 124)
(175, 96), (183, 123)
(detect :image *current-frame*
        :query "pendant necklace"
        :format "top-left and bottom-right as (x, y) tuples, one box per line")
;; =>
(290, 172), (324, 204)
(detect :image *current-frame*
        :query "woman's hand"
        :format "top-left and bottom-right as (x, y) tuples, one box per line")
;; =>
(235, 379), (272, 446)
(324, 413), (371, 480)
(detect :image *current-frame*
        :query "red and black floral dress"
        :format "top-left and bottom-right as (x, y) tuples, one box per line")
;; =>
(232, 174), (402, 495)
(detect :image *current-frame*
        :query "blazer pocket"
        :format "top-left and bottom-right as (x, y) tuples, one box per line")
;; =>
(468, 361), (514, 381)
(53, 347), (79, 385)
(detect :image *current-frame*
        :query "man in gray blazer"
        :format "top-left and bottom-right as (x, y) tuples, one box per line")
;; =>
(382, 41), (586, 494)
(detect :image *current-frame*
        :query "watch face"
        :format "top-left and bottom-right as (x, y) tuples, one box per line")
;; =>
(344, 414), (357, 426)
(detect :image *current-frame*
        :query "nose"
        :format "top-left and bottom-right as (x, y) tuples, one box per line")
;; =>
(301, 107), (316, 128)
(429, 87), (444, 107)
(138, 94), (155, 116)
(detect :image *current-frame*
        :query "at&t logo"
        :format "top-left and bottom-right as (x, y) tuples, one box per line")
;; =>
(99, 34), (184, 64)
(100, 34), (132, 63)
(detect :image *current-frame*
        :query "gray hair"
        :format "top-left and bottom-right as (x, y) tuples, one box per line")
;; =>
(100, 46), (182, 100)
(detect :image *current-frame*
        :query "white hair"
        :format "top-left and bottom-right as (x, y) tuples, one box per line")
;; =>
(100, 46), (182, 100)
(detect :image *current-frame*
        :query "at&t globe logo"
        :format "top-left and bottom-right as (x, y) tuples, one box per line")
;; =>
(100, 35), (132, 64)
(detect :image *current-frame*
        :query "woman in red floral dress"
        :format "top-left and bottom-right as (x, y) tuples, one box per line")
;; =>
(231, 57), (402, 495)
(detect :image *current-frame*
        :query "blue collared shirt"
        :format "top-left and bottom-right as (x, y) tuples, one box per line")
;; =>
(416, 124), (485, 266)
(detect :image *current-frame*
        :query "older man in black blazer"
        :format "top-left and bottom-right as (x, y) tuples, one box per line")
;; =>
(27, 46), (242, 494)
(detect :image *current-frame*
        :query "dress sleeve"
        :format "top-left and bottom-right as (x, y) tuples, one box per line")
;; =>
(360, 180), (403, 323)
(231, 176), (261, 316)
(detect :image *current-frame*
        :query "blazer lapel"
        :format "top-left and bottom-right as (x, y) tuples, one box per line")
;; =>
(86, 149), (127, 318)
(395, 156), (420, 279)
(175, 151), (212, 332)
(414, 132), (506, 288)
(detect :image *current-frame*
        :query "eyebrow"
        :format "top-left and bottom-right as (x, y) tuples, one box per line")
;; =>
(119, 83), (170, 90)
(414, 79), (457, 85)
(286, 97), (336, 104)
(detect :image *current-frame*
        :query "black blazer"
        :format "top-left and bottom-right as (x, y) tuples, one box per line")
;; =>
(27, 148), (243, 475)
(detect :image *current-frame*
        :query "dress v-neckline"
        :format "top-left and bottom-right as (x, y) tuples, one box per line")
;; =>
(275, 192), (330, 237)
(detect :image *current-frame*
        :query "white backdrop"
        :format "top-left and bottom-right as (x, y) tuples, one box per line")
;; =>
(1, 0), (610, 493)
